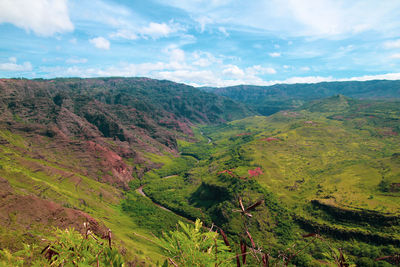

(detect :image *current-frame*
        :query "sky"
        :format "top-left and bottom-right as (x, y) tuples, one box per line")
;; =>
(1, 0), (400, 87)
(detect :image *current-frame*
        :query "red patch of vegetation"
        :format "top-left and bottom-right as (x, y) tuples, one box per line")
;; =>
(236, 132), (252, 136)
(260, 137), (279, 142)
(218, 169), (235, 176)
(248, 167), (263, 177)
(304, 121), (314, 124)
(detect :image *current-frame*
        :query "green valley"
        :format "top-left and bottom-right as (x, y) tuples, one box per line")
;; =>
(141, 95), (400, 265)
(0, 78), (400, 266)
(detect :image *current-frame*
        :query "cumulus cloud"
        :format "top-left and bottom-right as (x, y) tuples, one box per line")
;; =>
(391, 53), (400, 59)
(140, 22), (174, 39)
(89, 37), (110, 50)
(269, 52), (281, 57)
(222, 65), (245, 77)
(0, 0), (73, 36)
(0, 57), (32, 71)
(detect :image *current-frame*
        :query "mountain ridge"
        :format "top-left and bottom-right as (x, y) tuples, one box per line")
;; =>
(201, 79), (400, 115)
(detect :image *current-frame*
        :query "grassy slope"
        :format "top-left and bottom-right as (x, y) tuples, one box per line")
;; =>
(0, 129), (188, 264)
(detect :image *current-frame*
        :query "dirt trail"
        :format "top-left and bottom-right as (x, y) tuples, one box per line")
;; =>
(136, 185), (172, 212)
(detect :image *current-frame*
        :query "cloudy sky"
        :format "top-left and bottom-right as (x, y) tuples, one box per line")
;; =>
(1, 0), (400, 87)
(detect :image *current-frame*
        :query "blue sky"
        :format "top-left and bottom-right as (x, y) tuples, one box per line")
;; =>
(1, 0), (400, 87)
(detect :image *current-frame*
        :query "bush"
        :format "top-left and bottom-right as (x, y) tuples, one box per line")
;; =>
(156, 219), (235, 266)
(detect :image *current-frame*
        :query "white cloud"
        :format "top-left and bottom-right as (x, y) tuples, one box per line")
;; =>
(195, 16), (214, 32)
(110, 29), (138, 40)
(110, 21), (184, 40)
(192, 51), (222, 67)
(247, 65), (276, 75)
(384, 39), (400, 49)
(0, 0), (73, 36)
(300, 66), (311, 71)
(390, 53), (400, 59)
(89, 37), (110, 50)
(269, 72), (400, 85)
(193, 58), (211, 67)
(276, 75), (334, 84)
(0, 57), (32, 71)
(69, 38), (77, 44)
(218, 26), (229, 36)
(71, 0), (133, 28)
(269, 52), (281, 57)
(343, 72), (400, 81)
(66, 58), (88, 64)
(168, 48), (185, 63)
(37, 56), (400, 88)
(140, 22), (174, 39)
(222, 65), (245, 77)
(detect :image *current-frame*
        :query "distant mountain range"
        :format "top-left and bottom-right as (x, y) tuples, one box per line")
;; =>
(201, 79), (400, 115)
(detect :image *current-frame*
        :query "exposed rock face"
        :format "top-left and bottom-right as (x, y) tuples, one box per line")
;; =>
(0, 78), (252, 188)
(0, 77), (255, 190)
(0, 177), (107, 237)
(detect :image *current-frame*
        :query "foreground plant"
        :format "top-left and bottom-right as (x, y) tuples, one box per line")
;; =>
(0, 244), (48, 267)
(0, 223), (124, 267)
(156, 219), (236, 266)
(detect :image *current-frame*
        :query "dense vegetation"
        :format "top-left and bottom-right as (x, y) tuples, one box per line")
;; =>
(139, 95), (400, 265)
(0, 224), (124, 267)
